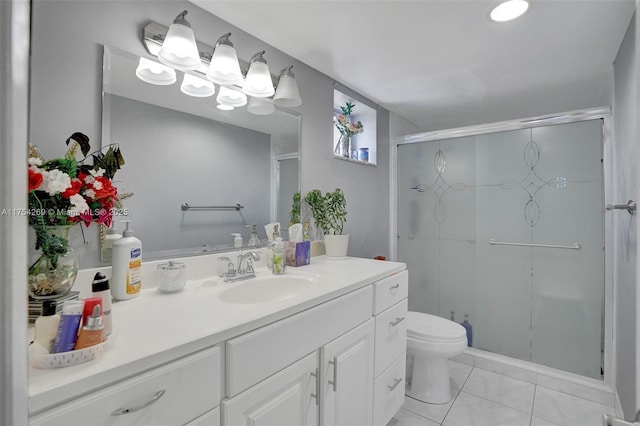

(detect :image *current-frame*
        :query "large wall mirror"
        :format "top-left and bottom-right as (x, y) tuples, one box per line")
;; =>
(102, 46), (300, 260)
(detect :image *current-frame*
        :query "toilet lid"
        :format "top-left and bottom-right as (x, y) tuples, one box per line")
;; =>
(407, 311), (467, 342)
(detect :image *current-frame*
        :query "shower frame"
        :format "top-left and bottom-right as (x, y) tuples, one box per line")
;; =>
(390, 106), (615, 389)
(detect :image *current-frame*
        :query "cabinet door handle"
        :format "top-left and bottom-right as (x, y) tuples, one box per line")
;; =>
(110, 390), (166, 416)
(328, 357), (338, 392)
(389, 316), (405, 327)
(390, 283), (400, 290)
(310, 368), (320, 405)
(388, 377), (403, 392)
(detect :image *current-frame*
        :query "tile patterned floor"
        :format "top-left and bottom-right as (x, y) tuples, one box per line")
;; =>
(388, 360), (616, 426)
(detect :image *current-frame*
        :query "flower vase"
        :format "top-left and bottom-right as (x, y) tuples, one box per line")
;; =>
(335, 134), (351, 158)
(28, 225), (79, 300)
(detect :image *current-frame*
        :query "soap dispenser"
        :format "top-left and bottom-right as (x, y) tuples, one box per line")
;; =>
(232, 233), (243, 248)
(248, 224), (260, 247)
(111, 220), (142, 301)
(272, 237), (285, 275)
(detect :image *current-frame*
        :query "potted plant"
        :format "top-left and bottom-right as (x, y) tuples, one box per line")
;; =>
(304, 188), (348, 259)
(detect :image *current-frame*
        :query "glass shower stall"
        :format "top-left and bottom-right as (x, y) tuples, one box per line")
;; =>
(396, 118), (604, 379)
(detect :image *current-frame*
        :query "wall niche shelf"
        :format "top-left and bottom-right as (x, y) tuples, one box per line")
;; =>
(333, 88), (377, 166)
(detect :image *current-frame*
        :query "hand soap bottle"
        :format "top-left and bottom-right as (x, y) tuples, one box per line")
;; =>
(272, 237), (285, 275)
(232, 233), (243, 248)
(248, 224), (260, 247)
(111, 220), (142, 300)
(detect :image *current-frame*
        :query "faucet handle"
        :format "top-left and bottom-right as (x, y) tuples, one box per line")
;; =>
(246, 258), (255, 274)
(217, 256), (235, 278)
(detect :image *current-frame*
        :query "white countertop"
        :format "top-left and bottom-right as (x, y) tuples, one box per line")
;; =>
(29, 255), (405, 414)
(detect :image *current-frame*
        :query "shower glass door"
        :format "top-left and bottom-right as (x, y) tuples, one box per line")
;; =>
(396, 119), (604, 379)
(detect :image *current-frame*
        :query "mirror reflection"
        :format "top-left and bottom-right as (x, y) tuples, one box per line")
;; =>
(101, 46), (300, 261)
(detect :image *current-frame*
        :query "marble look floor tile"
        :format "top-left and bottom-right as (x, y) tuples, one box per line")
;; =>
(531, 416), (562, 426)
(474, 357), (537, 384)
(388, 408), (441, 426)
(404, 395), (454, 424)
(462, 368), (535, 413)
(442, 392), (531, 426)
(449, 360), (473, 394)
(536, 373), (614, 407)
(532, 386), (615, 426)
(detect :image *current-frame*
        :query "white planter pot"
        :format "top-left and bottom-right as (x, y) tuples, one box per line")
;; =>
(324, 234), (349, 260)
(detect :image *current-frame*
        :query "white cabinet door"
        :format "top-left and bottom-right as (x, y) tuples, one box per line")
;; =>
(222, 352), (318, 426)
(321, 319), (374, 426)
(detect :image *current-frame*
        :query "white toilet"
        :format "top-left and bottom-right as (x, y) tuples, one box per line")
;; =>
(405, 311), (468, 404)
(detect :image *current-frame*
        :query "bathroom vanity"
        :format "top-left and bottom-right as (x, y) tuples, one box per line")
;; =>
(28, 254), (408, 426)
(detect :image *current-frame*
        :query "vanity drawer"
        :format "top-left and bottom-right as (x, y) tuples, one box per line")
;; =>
(30, 346), (221, 426)
(374, 299), (408, 377)
(373, 353), (406, 426)
(373, 270), (408, 314)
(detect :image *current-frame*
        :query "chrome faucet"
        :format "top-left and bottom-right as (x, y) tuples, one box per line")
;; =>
(218, 251), (261, 283)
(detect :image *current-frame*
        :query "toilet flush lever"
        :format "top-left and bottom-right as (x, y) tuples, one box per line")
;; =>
(390, 316), (405, 327)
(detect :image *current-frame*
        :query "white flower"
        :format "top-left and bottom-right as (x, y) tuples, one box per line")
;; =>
(84, 174), (95, 185)
(40, 169), (71, 196)
(92, 180), (103, 190)
(90, 168), (105, 177)
(84, 188), (96, 199)
(68, 194), (90, 215)
(28, 157), (43, 166)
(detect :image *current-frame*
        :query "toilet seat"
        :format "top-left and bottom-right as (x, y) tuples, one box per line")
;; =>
(407, 311), (467, 343)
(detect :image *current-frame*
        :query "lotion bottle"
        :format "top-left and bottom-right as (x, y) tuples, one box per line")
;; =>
(75, 304), (104, 349)
(32, 300), (60, 353)
(111, 220), (142, 300)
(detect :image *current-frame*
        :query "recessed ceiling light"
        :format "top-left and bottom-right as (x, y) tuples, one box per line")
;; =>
(490, 0), (529, 22)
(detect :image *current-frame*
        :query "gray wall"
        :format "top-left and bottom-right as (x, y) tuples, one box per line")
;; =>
(613, 10), (638, 420)
(30, 0), (391, 261)
(107, 94), (271, 254)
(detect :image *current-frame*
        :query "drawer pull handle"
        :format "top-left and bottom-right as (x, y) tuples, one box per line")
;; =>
(110, 390), (166, 416)
(310, 368), (320, 405)
(328, 357), (338, 392)
(390, 316), (405, 327)
(388, 377), (403, 392)
(390, 283), (400, 290)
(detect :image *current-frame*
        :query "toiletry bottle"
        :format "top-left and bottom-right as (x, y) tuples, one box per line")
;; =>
(75, 304), (104, 349)
(248, 224), (260, 247)
(91, 272), (112, 337)
(232, 233), (243, 248)
(32, 300), (60, 353)
(52, 300), (84, 353)
(460, 314), (473, 347)
(303, 222), (311, 241)
(267, 224), (280, 269)
(111, 220), (142, 300)
(81, 297), (102, 326)
(100, 226), (122, 263)
(272, 237), (285, 275)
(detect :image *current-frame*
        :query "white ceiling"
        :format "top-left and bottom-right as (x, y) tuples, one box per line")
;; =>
(190, 0), (636, 131)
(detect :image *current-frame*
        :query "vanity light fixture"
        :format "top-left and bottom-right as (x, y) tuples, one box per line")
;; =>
(216, 104), (235, 111)
(273, 66), (302, 107)
(243, 51), (275, 98)
(180, 73), (215, 97)
(247, 96), (275, 115)
(157, 10), (201, 71)
(206, 33), (244, 87)
(135, 57), (177, 85)
(490, 0), (529, 22)
(217, 86), (248, 108)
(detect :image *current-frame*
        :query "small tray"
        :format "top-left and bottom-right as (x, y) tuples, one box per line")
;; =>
(30, 337), (110, 369)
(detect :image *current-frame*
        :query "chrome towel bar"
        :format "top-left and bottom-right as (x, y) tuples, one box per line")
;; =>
(605, 200), (636, 214)
(181, 203), (244, 211)
(489, 239), (581, 251)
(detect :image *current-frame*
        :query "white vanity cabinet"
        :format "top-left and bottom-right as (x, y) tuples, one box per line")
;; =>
(320, 319), (374, 426)
(372, 270), (409, 425)
(30, 346), (222, 426)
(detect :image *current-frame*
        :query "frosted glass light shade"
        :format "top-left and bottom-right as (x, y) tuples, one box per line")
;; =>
(181, 74), (215, 97)
(273, 74), (301, 107)
(158, 21), (201, 71)
(136, 57), (176, 85)
(217, 86), (247, 107)
(207, 43), (244, 86)
(217, 104), (235, 111)
(490, 0), (529, 22)
(247, 96), (275, 115)
(243, 61), (275, 97)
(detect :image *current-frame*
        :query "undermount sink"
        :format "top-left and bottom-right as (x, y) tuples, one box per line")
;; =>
(219, 274), (318, 304)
